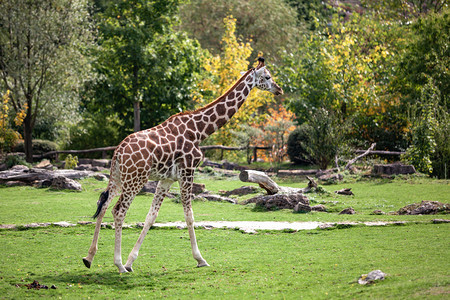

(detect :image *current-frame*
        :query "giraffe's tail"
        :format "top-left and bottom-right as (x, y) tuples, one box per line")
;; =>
(93, 190), (109, 219)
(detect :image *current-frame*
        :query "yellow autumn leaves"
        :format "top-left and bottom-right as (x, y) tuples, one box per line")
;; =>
(195, 16), (275, 146)
(0, 90), (27, 152)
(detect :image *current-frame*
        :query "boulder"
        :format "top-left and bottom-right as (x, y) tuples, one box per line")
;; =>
(358, 270), (386, 285)
(398, 201), (449, 215)
(192, 183), (206, 194)
(222, 186), (258, 196)
(35, 160), (53, 170)
(311, 204), (327, 212)
(335, 188), (354, 196)
(195, 193), (236, 204)
(373, 162), (416, 175)
(92, 159), (110, 168)
(247, 194), (310, 211)
(339, 207), (355, 215)
(318, 173), (343, 182)
(50, 176), (82, 191)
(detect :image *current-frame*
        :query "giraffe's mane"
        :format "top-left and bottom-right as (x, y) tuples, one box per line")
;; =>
(167, 68), (255, 120)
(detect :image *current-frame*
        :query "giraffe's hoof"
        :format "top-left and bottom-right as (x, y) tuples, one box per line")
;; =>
(197, 261), (210, 268)
(125, 266), (134, 272)
(82, 258), (91, 269)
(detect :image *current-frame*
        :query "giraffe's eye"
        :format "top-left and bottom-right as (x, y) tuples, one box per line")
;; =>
(265, 76), (271, 80)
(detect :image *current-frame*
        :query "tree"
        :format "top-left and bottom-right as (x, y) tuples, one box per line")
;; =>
(87, 0), (204, 135)
(194, 16), (275, 146)
(0, 0), (92, 161)
(0, 90), (26, 153)
(179, 0), (299, 63)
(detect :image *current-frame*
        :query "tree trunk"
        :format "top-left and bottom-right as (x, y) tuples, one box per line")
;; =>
(133, 101), (140, 132)
(23, 115), (33, 163)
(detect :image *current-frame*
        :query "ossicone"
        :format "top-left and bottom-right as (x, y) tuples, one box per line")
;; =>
(256, 57), (265, 69)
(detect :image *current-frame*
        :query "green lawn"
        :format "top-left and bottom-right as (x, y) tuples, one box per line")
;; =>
(0, 174), (449, 299)
(0, 224), (448, 299)
(0, 176), (448, 225)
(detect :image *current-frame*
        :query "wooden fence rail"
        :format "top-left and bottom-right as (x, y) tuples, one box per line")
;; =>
(36, 145), (271, 161)
(35, 146), (404, 162)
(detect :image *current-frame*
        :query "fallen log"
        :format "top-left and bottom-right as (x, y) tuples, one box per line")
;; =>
(345, 143), (376, 170)
(239, 170), (317, 195)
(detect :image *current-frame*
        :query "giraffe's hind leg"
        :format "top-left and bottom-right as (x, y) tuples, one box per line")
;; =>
(124, 179), (174, 272)
(83, 184), (119, 268)
(112, 180), (147, 273)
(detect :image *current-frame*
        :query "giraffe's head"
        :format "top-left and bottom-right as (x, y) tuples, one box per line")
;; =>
(253, 57), (283, 96)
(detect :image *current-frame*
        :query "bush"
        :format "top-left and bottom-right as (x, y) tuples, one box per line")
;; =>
(13, 139), (58, 155)
(4, 154), (30, 168)
(64, 154), (78, 169)
(287, 125), (314, 165)
(288, 108), (348, 169)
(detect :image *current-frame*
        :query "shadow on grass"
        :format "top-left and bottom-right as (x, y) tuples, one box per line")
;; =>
(39, 269), (165, 290)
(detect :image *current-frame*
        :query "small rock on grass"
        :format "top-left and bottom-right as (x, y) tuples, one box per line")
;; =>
(339, 207), (355, 214)
(358, 270), (386, 285)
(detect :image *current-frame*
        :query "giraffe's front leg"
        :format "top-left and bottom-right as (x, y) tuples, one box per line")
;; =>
(180, 171), (209, 267)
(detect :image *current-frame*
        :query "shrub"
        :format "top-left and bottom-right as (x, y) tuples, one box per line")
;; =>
(287, 125), (314, 165)
(13, 139), (57, 155)
(288, 108), (348, 169)
(4, 154), (30, 168)
(64, 154), (78, 169)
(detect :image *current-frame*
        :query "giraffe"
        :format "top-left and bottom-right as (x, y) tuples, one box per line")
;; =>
(82, 57), (283, 273)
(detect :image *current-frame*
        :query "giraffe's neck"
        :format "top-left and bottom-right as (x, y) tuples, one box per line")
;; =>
(189, 69), (256, 142)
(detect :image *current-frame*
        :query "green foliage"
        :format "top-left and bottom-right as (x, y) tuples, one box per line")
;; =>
(64, 114), (123, 154)
(0, 0), (93, 161)
(13, 139), (57, 155)
(395, 8), (449, 110)
(179, 0), (299, 62)
(64, 154), (78, 169)
(287, 125), (314, 165)
(4, 154), (30, 169)
(85, 0), (204, 134)
(402, 80), (440, 174)
(294, 108), (348, 169)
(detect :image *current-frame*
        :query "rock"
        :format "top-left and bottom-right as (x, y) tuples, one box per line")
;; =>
(371, 210), (385, 215)
(11, 165), (29, 171)
(373, 162), (415, 175)
(50, 176), (82, 191)
(294, 202), (312, 213)
(195, 193), (236, 204)
(4, 180), (27, 187)
(222, 186), (258, 196)
(35, 160), (53, 169)
(94, 174), (108, 181)
(75, 164), (91, 170)
(140, 181), (158, 193)
(246, 194), (310, 211)
(53, 221), (76, 227)
(92, 159), (110, 168)
(398, 201), (449, 215)
(335, 188), (354, 196)
(192, 183), (206, 194)
(358, 270), (386, 285)
(432, 219), (450, 223)
(311, 204), (327, 212)
(318, 173), (343, 182)
(139, 181), (175, 198)
(339, 207), (355, 215)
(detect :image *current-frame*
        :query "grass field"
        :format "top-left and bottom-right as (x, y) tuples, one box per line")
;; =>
(0, 173), (449, 299)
